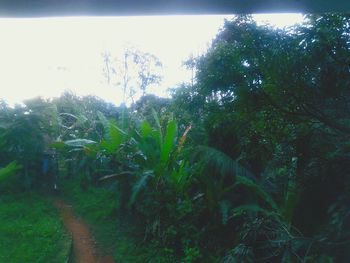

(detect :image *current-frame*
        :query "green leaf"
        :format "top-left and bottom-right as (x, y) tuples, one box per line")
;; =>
(282, 179), (300, 224)
(220, 200), (231, 225)
(128, 170), (154, 207)
(97, 111), (110, 130)
(152, 108), (161, 130)
(49, 141), (66, 149)
(140, 120), (152, 138)
(101, 122), (127, 153)
(235, 176), (278, 211)
(171, 159), (189, 192)
(64, 139), (97, 147)
(152, 109), (162, 147)
(160, 120), (177, 165)
(0, 161), (21, 183)
(196, 146), (255, 178)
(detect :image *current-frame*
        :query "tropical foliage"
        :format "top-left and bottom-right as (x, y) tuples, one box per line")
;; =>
(1, 13), (349, 263)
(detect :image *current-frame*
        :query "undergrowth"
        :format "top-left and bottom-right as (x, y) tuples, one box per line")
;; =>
(62, 180), (177, 263)
(0, 192), (70, 263)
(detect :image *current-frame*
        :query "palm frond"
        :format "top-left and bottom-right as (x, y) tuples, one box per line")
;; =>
(235, 176), (278, 211)
(197, 146), (279, 211)
(195, 146), (255, 179)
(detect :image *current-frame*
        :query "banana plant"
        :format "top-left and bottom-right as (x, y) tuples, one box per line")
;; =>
(59, 109), (191, 208)
(132, 111), (178, 179)
(108, 110), (193, 207)
(125, 111), (187, 206)
(97, 111), (128, 154)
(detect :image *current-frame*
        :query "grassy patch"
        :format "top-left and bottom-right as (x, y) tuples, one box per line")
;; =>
(63, 181), (176, 263)
(0, 193), (71, 263)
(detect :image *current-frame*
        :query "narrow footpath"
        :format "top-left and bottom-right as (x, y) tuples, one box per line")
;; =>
(54, 199), (115, 263)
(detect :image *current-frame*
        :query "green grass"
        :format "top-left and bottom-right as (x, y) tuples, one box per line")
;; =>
(0, 192), (71, 263)
(62, 181), (177, 263)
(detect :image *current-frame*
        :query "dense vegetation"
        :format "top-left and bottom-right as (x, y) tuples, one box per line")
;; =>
(1, 14), (349, 262)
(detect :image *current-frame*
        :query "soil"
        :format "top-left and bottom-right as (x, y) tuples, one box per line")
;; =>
(54, 199), (116, 263)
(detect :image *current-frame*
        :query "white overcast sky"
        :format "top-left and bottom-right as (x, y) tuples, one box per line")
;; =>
(0, 14), (303, 105)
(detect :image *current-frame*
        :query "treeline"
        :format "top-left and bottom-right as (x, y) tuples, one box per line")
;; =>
(1, 14), (350, 262)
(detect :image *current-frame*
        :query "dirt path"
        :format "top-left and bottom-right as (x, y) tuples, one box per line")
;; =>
(54, 199), (115, 263)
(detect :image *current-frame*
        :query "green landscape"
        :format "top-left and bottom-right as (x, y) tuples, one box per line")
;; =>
(1, 14), (350, 262)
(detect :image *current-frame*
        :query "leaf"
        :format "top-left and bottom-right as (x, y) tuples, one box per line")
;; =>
(171, 159), (189, 192)
(99, 171), (133, 181)
(109, 124), (126, 148)
(235, 176), (278, 211)
(49, 141), (66, 149)
(0, 161), (22, 183)
(282, 179), (300, 224)
(160, 120), (177, 165)
(152, 109), (161, 130)
(97, 111), (109, 130)
(220, 200), (231, 225)
(101, 122), (127, 153)
(152, 109), (162, 147)
(196, 146), (255, 179)
(128, 170), (154, 207)
(140, 120), (152, 138)
(64, 139), (97, 147)
(76, 114), (88, 125)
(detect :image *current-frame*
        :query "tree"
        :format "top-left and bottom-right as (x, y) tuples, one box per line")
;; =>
(102, 48), (163, 105)
(183, 53), (198, 87)
(131, 50), (163, 97)
(171, 14), (350, 262)
(0, 97), (59, 189)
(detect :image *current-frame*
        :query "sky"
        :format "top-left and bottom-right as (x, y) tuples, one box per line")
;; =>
(0, 14), (303, 106)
